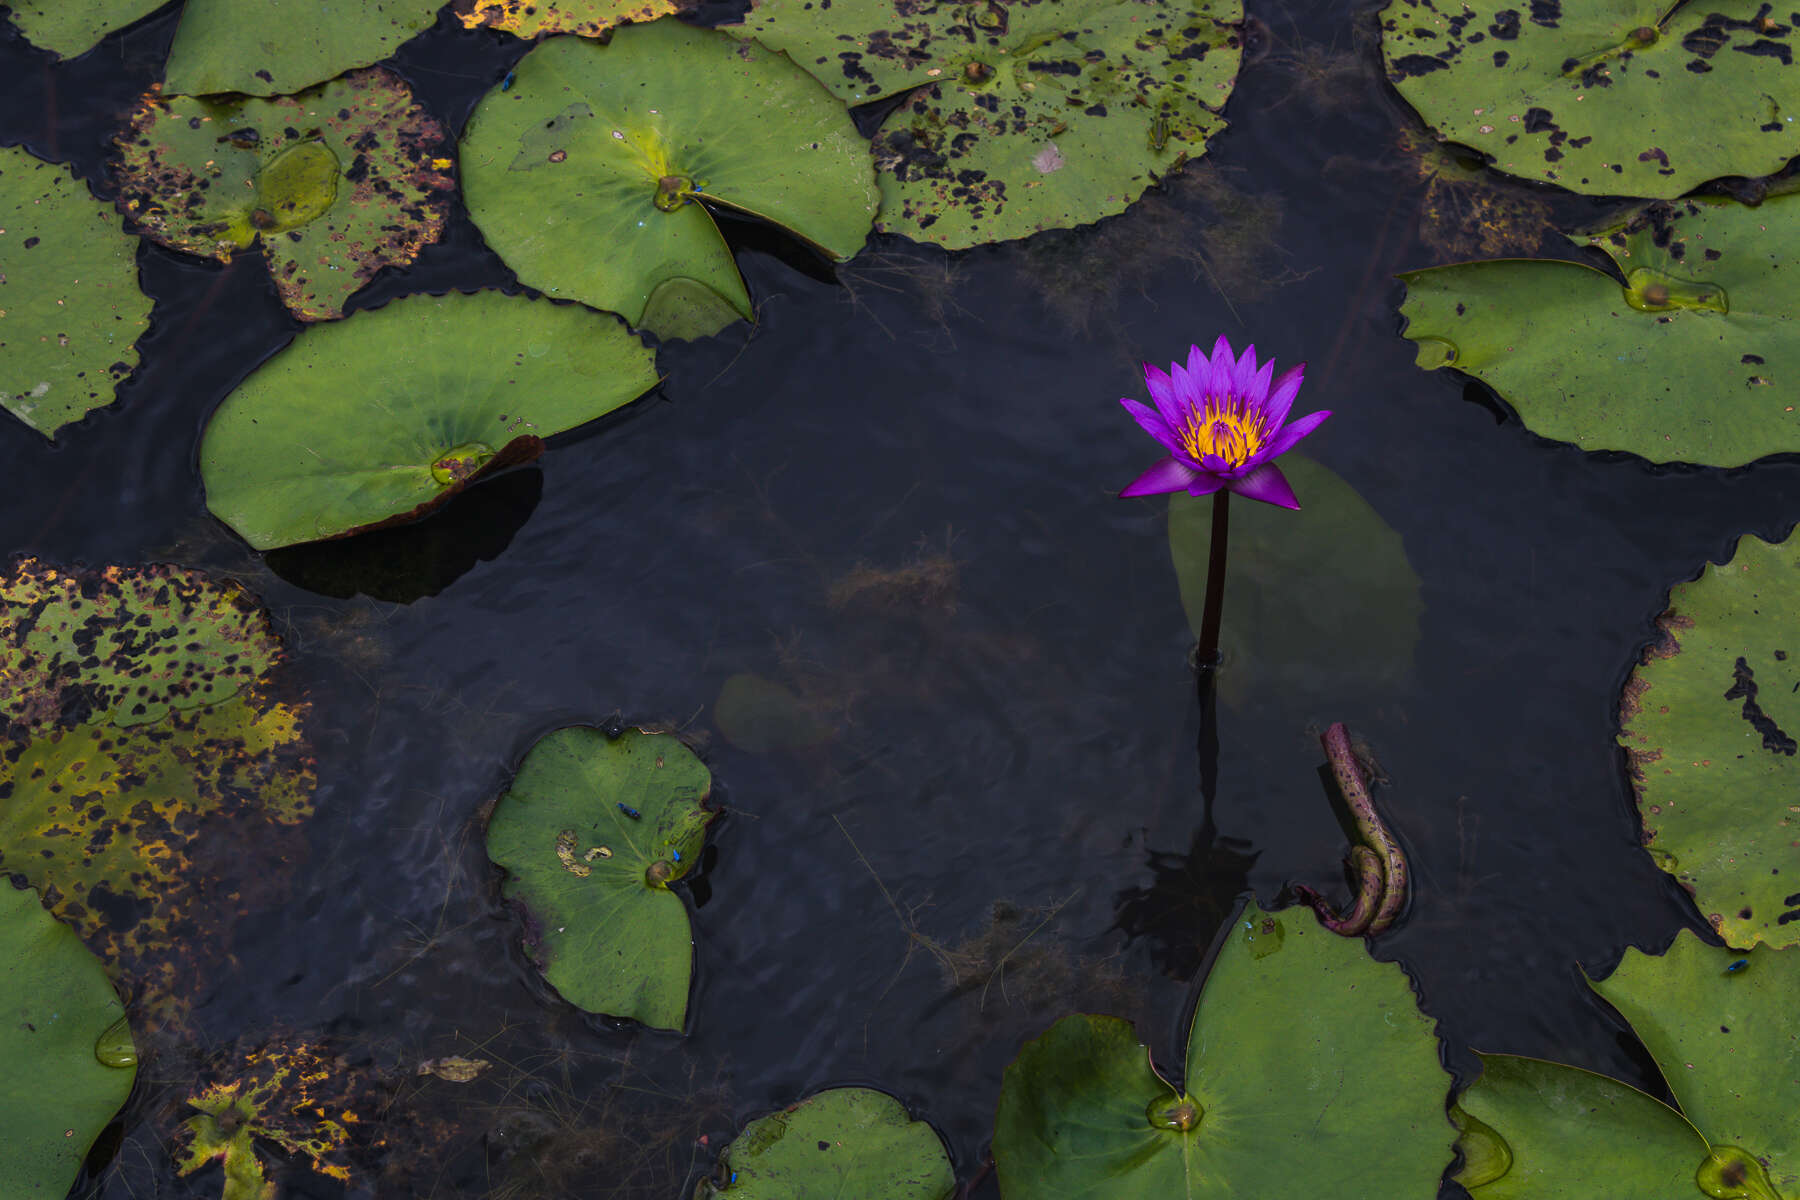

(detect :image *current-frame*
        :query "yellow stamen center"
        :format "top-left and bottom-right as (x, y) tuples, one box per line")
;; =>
(1177, 396), (1269, 467)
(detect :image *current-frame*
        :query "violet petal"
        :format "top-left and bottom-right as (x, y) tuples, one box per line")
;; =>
(1246, 357), (1275, 411)
(1120, 456), (1201, 497)
(1144, 363), (1184, 430)
(1263, 408), (1331, 458)
(1229, 462), (1301, 509)
(1231, 342), (1258, 398)
(1120, 398), (1185, 457)
(1208, 334), (1235, 383)
(1262, 363), (1306, 429)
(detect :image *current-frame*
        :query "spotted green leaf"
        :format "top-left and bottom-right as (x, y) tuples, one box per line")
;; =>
(112, 68), (454, 322)
(0, 145), (151, 438)
(198, 290), (659, 550)
(695, 1088), (954, 1200)
(162, 0), (442, 97)
(993, 903), (1453, 1197)
(461, 19), (876, 339)
(1381, 0), (1800, 199)
(486, 727), (717, 1031)
(2, 0), (166, 59)
(1619, 523), (1800, 949)
(451, 0), (684, 38)
(730, 0), (1241, 248)
(1401, 192), (1800, 466)
(0, 881), (136, 1200)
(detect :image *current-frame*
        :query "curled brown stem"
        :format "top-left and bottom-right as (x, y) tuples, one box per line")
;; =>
(1301, 722), (1409, 936)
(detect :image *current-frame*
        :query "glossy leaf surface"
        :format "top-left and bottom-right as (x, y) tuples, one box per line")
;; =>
(2, 0), (166, 58)
(1619, 523), (1800, 948)
(460, 19), (877, 337)
(199, 290), (658, 549)
(1381, 0), (1800, 199)
(487, 727), (716, 1031)
(163, 0), (442, 96)
(113, 68), (454, 322)
(697, 1088), (954, 1199)
(1401, 193), (1800, 466)
(732, 0), (1242, 248)
(0, 145), (150, 438)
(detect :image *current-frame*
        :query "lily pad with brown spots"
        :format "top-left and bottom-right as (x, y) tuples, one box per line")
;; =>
(460, 18), (877, 339)
(162, 0), (443, 97)
(487, 727), (717, 1031)
(1400, 191), (1800, 466)
(1, 0), (166, 59)
(1381, 0), (1800, 199)
(111, 68), (455, 322)
(451, 0), (685, 38)
(198, 290), (659, 550)
(0, 145), (152, 439)
(728, 0), (1243, 248)
(2, 558), (278, 735)
(1618, 523), (1800, 950)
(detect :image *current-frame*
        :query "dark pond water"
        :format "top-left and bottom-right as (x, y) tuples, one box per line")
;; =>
(6, 0), (1789, 1196)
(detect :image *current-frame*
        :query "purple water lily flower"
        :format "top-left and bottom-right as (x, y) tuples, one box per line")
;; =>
(1118, 336), (1329, 510)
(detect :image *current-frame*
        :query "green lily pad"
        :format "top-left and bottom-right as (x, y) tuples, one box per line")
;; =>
(1400, 191), (1800, 467)
(451, 0), (685, 38)
(198, 290), (659, 550)
(2, 558), (278, 735)
(731, 0), (1242, 248)
(713, 673), (834, 754)
(1381, 0), (1800, 200)
(112, 68), (456, 323)
(993, 902), (1453, 1197)
(176, 1038), (378, 1200)
(0, 560), (314, 1020)
(2, 0), (167, 59)
(695, 1088), (954, 1199)
(0, 881), (136, 1199)
(0, 144), (151, 438)
(459, 19), (877, 339)
(1618, 523), (1800, 948)
(162, 0), (443, 97)
(486, 726), (717, 1031)
(1168, 455), (1422, 708)
(1457, 933), (1800, 1199)
(1451, 1055), (1708, 1198)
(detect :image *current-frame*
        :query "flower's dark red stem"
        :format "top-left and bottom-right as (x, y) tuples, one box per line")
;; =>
(1316, 722), (1410, 934)
(1195, 490), (1229, 676)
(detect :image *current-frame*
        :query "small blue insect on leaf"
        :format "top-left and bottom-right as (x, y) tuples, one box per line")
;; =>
(618, 802), (641, 820)
(1726, 958), (1748, 973)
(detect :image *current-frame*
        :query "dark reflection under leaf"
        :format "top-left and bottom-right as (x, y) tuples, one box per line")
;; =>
(263, 467), (542, 603)
(1112, 820), (1258, 982)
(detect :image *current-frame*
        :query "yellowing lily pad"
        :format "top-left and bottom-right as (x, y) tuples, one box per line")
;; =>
(451, 0), (684, 38)
(1381, 0), (1800, 199)
(198, 290), (659, 550)
(2, 0), (166, 59)
(0, 144), (151, 438)
(696, 1088), (953, 1199)
(1619, 523), (1800, 949)
(993, 903), (1453, 1197)
(486, 727), (717, 1031)
(460, 19), (877, 339)
(730, 0), (1243, 248)
(1400, 191), (1800, 467)
(0, 560), (314, 1020)
(0, 881), (137, 1199)
(162, 0), (443, 97)
(112, 69), (455, 322)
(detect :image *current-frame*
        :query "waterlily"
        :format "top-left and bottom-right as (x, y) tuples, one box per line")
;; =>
(1118, 336), (1329, 509)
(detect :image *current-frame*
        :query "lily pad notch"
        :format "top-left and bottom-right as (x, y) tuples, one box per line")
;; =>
(486, 726), (719, 1031)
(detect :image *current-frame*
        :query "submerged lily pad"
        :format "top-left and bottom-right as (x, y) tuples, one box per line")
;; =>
(162, 0), (443, 97)
(2, 0), (167, 59)
(0, 881), (137, 1199)
(1456, 933), (1800, 1199)
(1619, 524), (1800, 949)
(713, 673), (834, 754)
(451, 0), (684, 38)
(2, 558), (277, 734)
(1381, 0), (1800, 199)
(176, 1039), (378, 1199)
(1400, 192), (1800, 466)
(0, 145), (151, 438)
(696, 1088), (953, 1199)
(0, 560), (314, 1018)
(993, 902), (1452, 1198)
(731, 0), (1242, 248)
(1168, 455), (1421, 708)
(113, 68), (455, 323)
(199, 290), (658, 550)
(487, 727), (717, 1031)
(460, 19), (877, 338)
